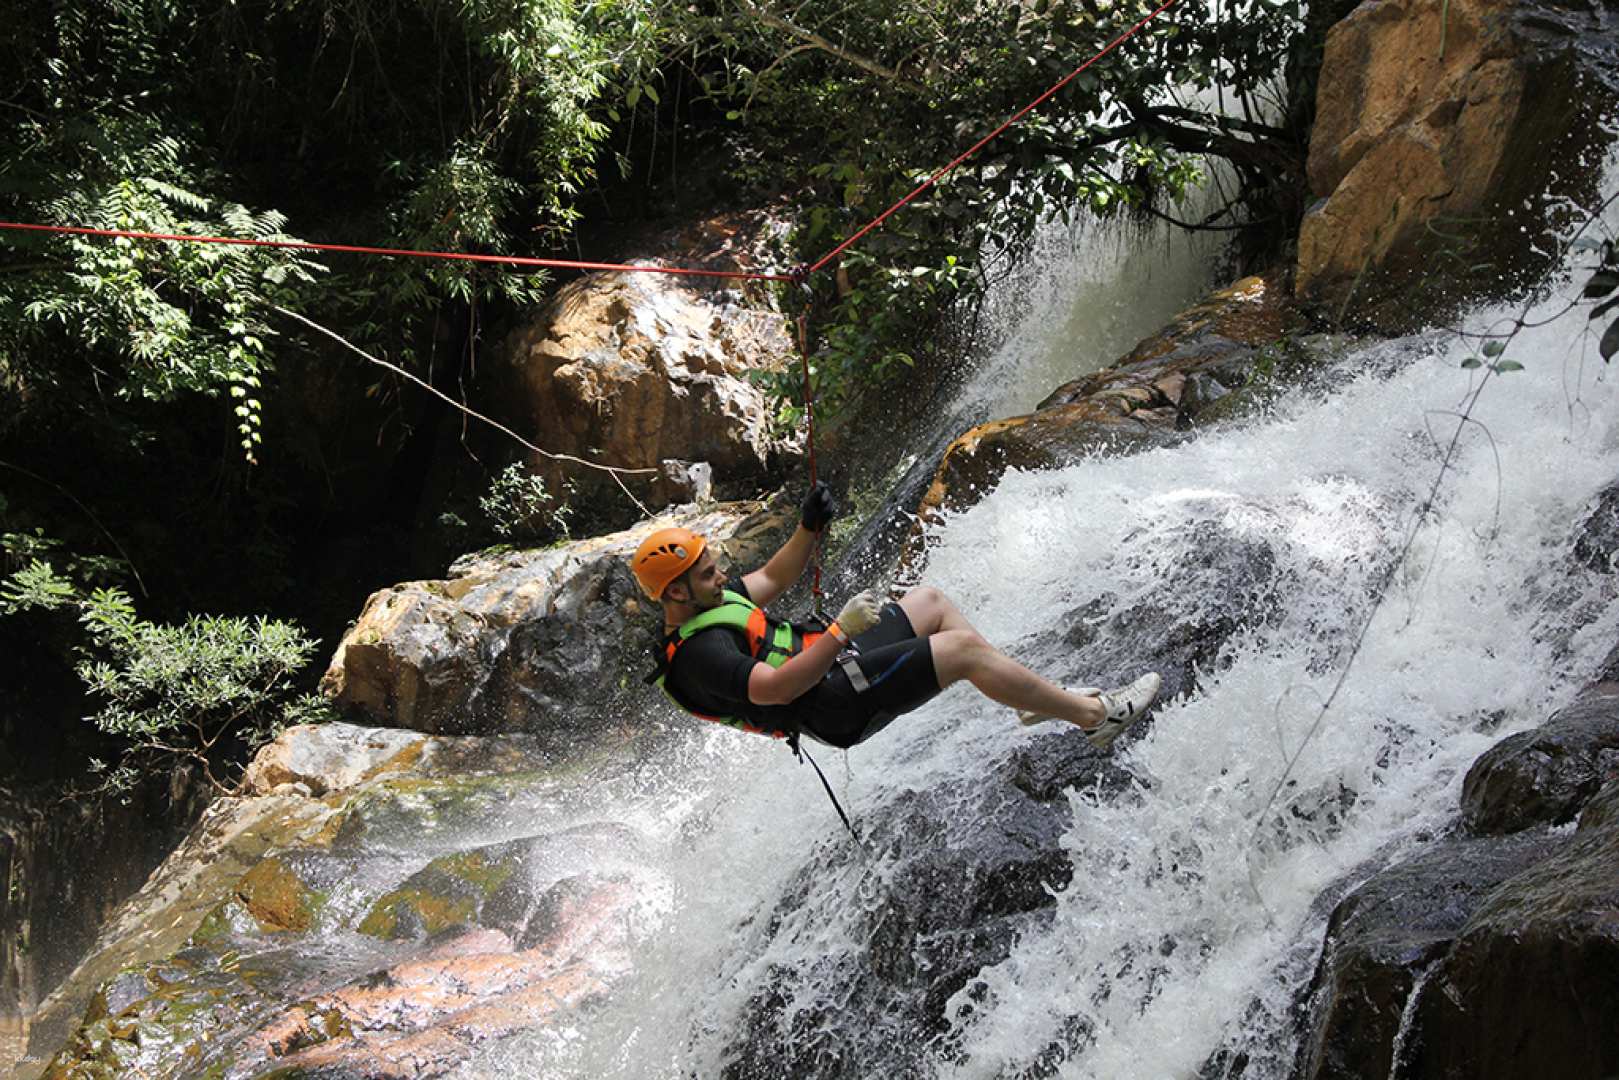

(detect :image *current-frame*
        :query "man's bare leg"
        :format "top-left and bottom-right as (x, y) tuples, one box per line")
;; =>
(897, 586), (979, 638)
(927, 627), (1106, 729)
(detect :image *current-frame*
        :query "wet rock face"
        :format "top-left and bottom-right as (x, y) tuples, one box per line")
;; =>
(1403, 818), (1619, 1079)
(715, 424), (1405, 1076)
(18, 794), (339, 1074)
(321, 500), (796, 735)
(1051, 516), (1283, 704)
(720, 514), (1321, 1078)
(0, 779), (207, 1048)
(1292, 831), (1562, 1080)
(722, 740), (1123, 1080)
(1460, 683), (1619, 834)
(1575, 776), (1619, 833)
(1295, 0), (1619, 326)
(24, 728), (658, 1080)
(1572, 478), (1619, 574)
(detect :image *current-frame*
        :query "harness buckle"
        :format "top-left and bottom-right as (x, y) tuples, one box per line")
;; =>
(838, 654), (871, 693)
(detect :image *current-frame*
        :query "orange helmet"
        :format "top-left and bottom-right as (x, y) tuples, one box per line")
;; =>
(632, 527), (707, 600)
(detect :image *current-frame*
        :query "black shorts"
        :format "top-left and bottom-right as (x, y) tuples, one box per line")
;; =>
(795, 602), (941, 749)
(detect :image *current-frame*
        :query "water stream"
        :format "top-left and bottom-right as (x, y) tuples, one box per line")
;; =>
(460, 175), (1619, 1078)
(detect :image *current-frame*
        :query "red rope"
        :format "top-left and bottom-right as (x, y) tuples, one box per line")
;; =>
(0, 220), (795, 283)
(807, 0), (1182, 275)
(0, 2), (1179, 286)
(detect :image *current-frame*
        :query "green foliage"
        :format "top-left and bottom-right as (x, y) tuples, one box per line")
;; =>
(1, 525), (129, 615)
(0, 0), (1318, 799)
(1, 559), (77, 614)
(1, 0), (671, 797)
(1, 0), (664, 444)
(673, 0), (1306, 420)
(0, 0), (329, 452)
(251, 0), (663, 367)
(478, 463), (575, 545)
(1572, 237), (1619, 362)
(1459, 337), (1523, 375)
(75, 587), (322, 794)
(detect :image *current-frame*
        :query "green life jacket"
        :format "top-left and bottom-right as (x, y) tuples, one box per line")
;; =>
(649, 589), (866, 845)
(652, 589), (821, 738)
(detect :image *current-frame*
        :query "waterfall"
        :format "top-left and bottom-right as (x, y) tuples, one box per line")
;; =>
(955, 210), (1225, 420)
(461, 177), (1619, 1078)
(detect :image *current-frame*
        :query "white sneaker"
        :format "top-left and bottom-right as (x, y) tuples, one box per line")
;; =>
(1017, 687), (1101, 727)
(1087, 672), (1163, 750)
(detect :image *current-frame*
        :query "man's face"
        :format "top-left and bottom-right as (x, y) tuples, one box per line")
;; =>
(672, 549), (726, 610)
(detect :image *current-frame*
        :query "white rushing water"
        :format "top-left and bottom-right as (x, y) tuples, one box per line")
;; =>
(464, 178), (1619, 1078)
(954, 210), (1224, 420)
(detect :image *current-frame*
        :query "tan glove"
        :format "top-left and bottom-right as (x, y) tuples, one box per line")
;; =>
(835, 590), (883, 639)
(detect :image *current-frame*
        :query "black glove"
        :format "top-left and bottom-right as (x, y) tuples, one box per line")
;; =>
(800, 481), (836, 533)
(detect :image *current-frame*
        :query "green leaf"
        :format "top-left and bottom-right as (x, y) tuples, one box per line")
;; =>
(1583, 270), (1619, 299)
(643, 84), (660, 106)
(1481, 340), (1505, 357)
(0, 560), (77, 613)
(1460, 357), (1483, 369)
(1492, 360), (1523, 373)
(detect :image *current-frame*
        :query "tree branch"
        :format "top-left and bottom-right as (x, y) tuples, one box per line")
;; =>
(0, 459), (150, 598)
(270, 305), (657, 514)
(1124, 101), (1301, 182)
(735, 0), (913, 83)
(746, 43), (819, 112)
(1142, 103), (1294, 141)
(1134, 197), (1271, 233)
(0, 98), (46, 120)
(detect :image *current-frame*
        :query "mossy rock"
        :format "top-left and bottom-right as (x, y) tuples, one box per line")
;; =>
(43, 955), (268, 1080)
(357, 842), (526, 941)
(234, 857), (318, 934)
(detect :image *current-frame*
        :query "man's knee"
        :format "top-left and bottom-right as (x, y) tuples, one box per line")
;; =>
(931, 627), (992, 680)
(900, 585), (950, 621)
(900, 586), (945, 628)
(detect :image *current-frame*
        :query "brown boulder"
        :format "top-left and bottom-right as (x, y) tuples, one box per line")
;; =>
(320, 500), (796, 735)
(239, 722), (428, 797)
(912, 275), (1306, 526)
(1295, 0), (1616, 324)
(491, 215), (799, 513)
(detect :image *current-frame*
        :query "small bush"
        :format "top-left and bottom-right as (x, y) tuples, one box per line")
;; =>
(478, 463), (574, 546)
(74, 587), (327, 795)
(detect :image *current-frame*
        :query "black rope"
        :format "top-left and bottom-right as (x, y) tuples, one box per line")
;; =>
(789, 732), (865, 846)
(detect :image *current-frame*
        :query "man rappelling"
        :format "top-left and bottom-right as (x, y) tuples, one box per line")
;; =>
(634, 483), (1163, 750)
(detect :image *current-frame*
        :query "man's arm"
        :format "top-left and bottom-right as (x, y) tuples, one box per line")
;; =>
(741, 483), (836, 607)
(741, 525), (819, 608)
(746, 627), (846, 705)
(746, 590), (883, 706)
